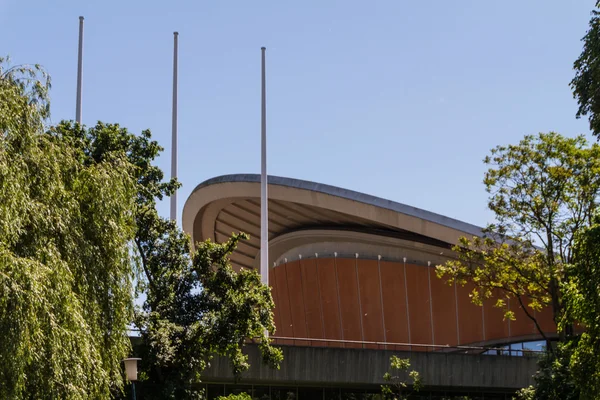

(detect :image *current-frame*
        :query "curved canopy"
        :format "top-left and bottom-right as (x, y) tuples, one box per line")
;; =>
(182, 174), (483, 269)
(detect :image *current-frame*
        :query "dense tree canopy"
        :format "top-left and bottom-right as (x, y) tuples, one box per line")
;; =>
(49, 120), (284, 399)
(136, 231), (283, 399)
(50, 117), (283, 399)
(572, 1), (600, 138)
(0, 61), (137, 398)
(513, 214), (600, 400)
(1, 58), (282, 399)
(560, 217), (600, 398)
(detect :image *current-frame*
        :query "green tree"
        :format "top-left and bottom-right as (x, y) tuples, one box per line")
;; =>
(437, 132), (600, 344)
(217, 394), (252, 400)
(0, 60), (137, 398)
(1, 56), (281, 398)
(47, 118), (283, 398)
(559, 216), (600, 399)
(514, 343), (579, 400)
(136, 232), (283, 399)
(381, 356), (422, 400)
(572, 1), (600, 138)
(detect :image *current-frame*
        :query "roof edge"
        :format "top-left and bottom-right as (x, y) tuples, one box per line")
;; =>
(190, 174), (484, 238)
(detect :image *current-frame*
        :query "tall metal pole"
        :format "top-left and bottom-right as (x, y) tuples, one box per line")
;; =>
(75, 16), (84, 124)
(260, 47), (269, 288)
(170, 32), (179, 222)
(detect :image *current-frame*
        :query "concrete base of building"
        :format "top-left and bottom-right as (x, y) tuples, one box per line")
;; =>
(202, 344), (538, 391)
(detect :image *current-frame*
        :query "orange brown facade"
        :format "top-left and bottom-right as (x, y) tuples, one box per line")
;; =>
(183, 174), (557, 351)
(269, 258), (555, 349)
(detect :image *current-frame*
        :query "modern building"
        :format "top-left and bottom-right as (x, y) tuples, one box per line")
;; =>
(182, 174), (553, 399)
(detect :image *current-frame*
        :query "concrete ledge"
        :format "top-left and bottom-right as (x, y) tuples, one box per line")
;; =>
(202, 344), (538, 390)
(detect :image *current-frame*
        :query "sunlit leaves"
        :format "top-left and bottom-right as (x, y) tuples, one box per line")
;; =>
(381, 356), (422, 400)
(436, 236), (549, 323)
(0, 61), (136, 399)
(559, 217), (600, 398)
(61, 115), (287, 398)
(136, 230), (283, 400)
(437, 132), (600, 340)
(0, 56), (50, 121)
(517, 343), (580, 400)
(572, 2), (600, 137)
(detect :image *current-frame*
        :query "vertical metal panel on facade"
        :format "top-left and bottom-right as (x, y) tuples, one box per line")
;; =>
(274, 265), (294, 344)
(269, 268), (283, 340)
(483, 289), (510, 342)
(379, 261), (410, 350)
(456, 282), (484, 345)
(357, 259), (384, 349)
(300, 258), (326, 346)
(510, 295), (539, 338)
(429, 267), (458, 346)
(336, 258), (363, 348)
(316, 258), (343, 347)
(285, 261), (309, 346)
(405, 263), (433, 347)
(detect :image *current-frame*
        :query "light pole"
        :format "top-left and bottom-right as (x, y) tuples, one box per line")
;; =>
(123, 358), (141, 400)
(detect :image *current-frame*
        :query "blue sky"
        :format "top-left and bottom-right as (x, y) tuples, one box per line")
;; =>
(0, 1), (595, 228)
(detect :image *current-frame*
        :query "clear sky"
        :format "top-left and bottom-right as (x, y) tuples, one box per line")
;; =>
(0, 1), (595, 228)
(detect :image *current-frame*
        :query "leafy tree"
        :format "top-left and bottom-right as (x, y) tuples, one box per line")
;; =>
(559, 216), (600, 399)
(437, 132), (600, 344)
(48, 119), (283, 398)
(136, 232), (283, 399)
(514, 344), (579, 400)
(1, 55), (281, 398)
(216, 393), (252, 400)
(381, 356), (422, 400)
(572, 1), (600, 138)
(0, 60), (137, 398)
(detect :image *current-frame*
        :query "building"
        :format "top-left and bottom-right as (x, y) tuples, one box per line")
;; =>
(182, 174), (552, 399)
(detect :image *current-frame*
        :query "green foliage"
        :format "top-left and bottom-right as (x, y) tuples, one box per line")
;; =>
(50, 119), (283, 398)
(514, 386), (536, 400)
(137, 232), (283, 399)
(572, 1), (600, 138)
(0, 56), (281, 398)
(381, 355), (422, 400)
(216, 393), (252, 400)
(0, 56), (51, 121)
(0, 61), (136, 398)
(514, 343), (579, 400)
(437, 132), (600, 341)
(560, 216), (600, 398)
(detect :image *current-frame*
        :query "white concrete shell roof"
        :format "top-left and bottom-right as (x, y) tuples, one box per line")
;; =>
(182, 174), (484, 269)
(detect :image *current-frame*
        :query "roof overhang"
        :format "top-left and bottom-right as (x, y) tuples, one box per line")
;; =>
(182, 174), (483, 269)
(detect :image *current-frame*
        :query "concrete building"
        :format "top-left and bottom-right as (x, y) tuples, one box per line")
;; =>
(182, 174), (551, 399)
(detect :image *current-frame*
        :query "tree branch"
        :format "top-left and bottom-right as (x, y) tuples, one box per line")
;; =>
(135, 237), (155, 290)
(514, 293), (554, 356)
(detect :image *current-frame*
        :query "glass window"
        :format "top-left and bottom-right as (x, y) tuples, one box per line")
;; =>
(298, 387), (323, 400)
(226, 384), (253, 397)
(340, 388), (366, 400)
(272, 386), (298, 400)
(252, 386), (271, 400)
(324, 387), (340, 400)
(523, 340), (545, 352)
(207, 383), (225, 399)
(481, 394), (507, 400)
(363, 392), (383, 400)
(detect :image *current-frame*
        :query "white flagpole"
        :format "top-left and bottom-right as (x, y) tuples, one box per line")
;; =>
(260, 47), (268, 288)
(170, 32), (179, 222)
(75, 16), (84, 124)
